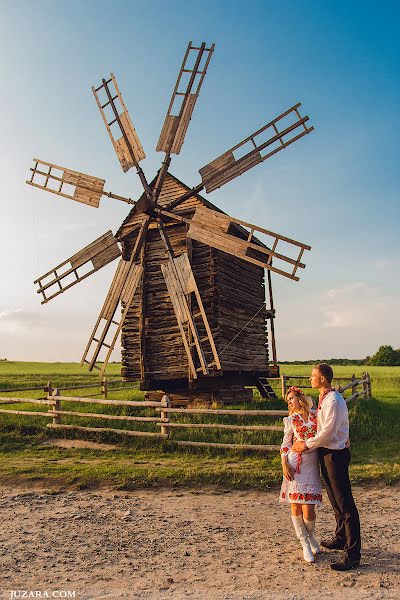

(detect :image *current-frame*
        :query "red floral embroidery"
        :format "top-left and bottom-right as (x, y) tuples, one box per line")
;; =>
(291, 411), (317, 441)
(282, 492), (286, 499)
(289, 492), (322, 502)
(280, 446), (289, 454)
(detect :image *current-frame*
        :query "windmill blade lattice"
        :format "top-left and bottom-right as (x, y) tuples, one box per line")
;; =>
(81, 218), (150, 374)
(27, 158), (105, 208)
(157, 41), (215, 155)
(92, 73), (146, 171)
(34, 231), (121, 304)
(27, 158), (136, 208)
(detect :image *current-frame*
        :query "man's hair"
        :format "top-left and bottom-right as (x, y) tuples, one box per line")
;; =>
(315, 363), (334, 384)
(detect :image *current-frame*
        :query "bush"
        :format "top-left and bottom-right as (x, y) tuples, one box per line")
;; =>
(367, 345), (400, 366)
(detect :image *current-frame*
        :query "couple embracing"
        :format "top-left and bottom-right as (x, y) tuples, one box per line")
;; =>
(279, 363), (361, 571)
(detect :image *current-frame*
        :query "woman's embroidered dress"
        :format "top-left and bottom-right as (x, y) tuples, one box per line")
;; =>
(279, 408), (322, 505)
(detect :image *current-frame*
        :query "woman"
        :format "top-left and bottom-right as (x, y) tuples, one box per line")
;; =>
(279, 386), (322, 563)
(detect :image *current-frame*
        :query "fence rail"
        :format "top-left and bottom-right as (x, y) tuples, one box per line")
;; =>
(0, 377), (137, 399)
(281, 371), (372, 403)
(0, 374), (372, 452)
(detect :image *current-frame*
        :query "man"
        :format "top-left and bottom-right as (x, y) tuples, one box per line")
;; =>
(292, 363), (361, 571)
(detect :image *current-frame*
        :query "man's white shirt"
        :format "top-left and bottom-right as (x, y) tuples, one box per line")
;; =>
(305, 390), (349, 450)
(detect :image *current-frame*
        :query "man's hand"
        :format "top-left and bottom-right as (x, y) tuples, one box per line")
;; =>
(292, 440), (307, 453)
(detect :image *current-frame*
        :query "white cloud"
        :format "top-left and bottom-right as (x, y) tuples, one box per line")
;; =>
(322, 281), (399, 330)
(372, 256), (400, 270)
(0, 307), (41, 333)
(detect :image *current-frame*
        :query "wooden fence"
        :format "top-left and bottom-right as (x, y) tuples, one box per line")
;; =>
(280, 372), (372, 403)
(0, 376), (135, 400)
(0, 393), (286, 452)
(0, 374), (371, 452)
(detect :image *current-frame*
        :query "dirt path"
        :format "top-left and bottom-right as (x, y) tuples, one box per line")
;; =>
(0, 483), (398, 600)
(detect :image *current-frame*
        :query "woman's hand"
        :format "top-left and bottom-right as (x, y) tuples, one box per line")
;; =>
(282, 458), (294, 481)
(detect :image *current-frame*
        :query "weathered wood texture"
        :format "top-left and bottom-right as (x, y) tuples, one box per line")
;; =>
(120, 174), (268, 387)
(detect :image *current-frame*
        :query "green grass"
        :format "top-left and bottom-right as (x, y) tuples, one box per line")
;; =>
(0, 362), (398, 489)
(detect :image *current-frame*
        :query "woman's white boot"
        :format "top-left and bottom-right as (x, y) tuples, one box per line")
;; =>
(304, 518), (321, 555)
(291, 515), (314, 563)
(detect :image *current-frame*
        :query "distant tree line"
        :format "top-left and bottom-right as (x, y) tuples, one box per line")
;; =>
(281, 345), (400, 366)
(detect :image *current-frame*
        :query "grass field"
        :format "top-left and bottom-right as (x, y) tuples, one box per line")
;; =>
(0, 362), (398, 489)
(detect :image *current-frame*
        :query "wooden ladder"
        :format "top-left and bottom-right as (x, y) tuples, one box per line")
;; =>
(256, 377), (278, 400)
(161, 253), (221, 380)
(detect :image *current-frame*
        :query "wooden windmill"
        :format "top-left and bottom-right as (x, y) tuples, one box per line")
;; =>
(27, 42), (314, 403)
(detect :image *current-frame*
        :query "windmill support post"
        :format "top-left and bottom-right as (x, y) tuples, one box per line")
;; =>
(281, 374), (287, 400)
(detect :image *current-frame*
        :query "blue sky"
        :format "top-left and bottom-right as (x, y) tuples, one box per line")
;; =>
(0, 0), (399, 361)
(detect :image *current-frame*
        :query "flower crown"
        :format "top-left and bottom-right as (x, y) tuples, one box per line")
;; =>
(287, 386), (314, 410)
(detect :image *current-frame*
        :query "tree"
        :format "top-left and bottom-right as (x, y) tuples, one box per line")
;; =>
(367, 345), (400, 366)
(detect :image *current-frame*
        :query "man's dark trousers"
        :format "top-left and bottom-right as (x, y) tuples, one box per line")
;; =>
(319, 447), (361, 561)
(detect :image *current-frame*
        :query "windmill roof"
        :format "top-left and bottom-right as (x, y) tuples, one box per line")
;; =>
(115, 171), (268, 249)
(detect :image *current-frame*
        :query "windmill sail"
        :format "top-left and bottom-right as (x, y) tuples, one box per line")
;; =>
(199, 103), (314, 193)
(160, 206), (311, 282)
(92, 73), (146, 173)
(27, 158), (105, 207)
(157, 42), (215, 155)
(81, 259), (143, 375)
(34, 231), (121, 304)
(81, 219), (149, 374)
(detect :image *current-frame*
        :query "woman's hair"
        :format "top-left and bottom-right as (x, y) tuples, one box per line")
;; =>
(284, 386), (310, 418)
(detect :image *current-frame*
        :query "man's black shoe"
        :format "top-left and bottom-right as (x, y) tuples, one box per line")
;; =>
(330, 557), (360, 571)
(321, 538), (346, 550)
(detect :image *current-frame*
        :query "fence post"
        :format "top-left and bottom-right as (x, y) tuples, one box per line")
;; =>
(281, 374), (287, 400)
(50, 388), (61, 425)
(160, 394), (170, 437)
(366, 371), (372, 398)
(361, 371), (368, 400)
(102, 376), (108, 399)
(351, 373), (357, 400)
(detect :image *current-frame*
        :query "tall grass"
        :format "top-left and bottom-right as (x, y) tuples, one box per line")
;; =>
(0, 362), (398, 487)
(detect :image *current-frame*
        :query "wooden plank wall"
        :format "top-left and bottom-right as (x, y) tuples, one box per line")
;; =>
(190, 240), (219, 373)
(215, 250), (268, 372)
(120, 174), (269, 385)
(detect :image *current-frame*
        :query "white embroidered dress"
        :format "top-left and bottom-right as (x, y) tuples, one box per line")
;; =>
(279, 408), (322, 505)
